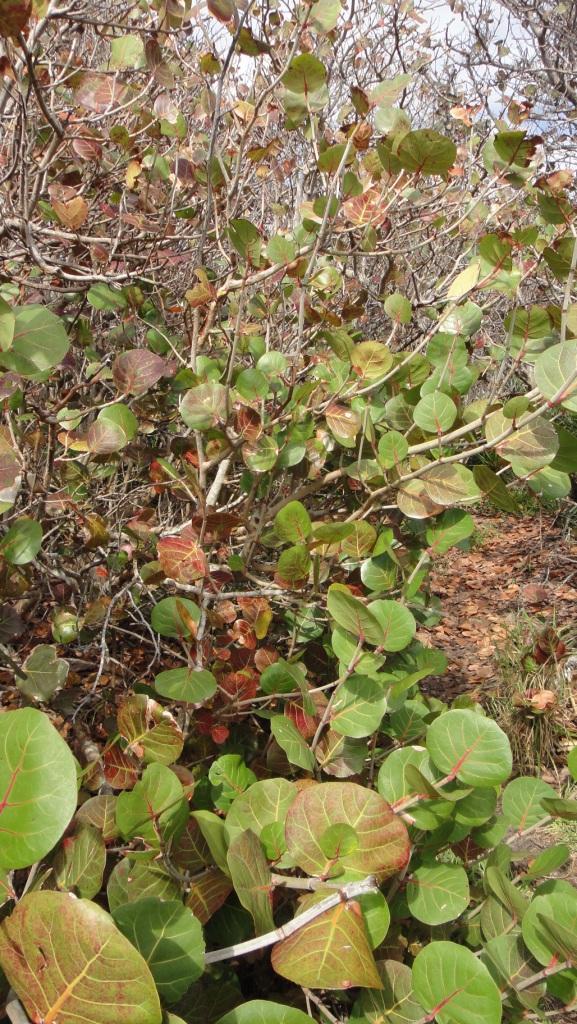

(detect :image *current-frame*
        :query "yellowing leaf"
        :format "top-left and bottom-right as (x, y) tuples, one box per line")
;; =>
(447, 261), (480, 299)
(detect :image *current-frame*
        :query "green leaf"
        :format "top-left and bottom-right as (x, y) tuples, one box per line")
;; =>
(151, 596), (200, 637)
(271, 716), (315, 771)
(360, 553), (397, 593)
(0, 892), (162, 1024)
(116, 763), (188, 847)
(484, 867), (529, 921)
(0, 708), (77, 869)
(88, 404), (138, 454)
(113, 898), (204, 1003)
(224, 778), (297, 844)
(276, 545), (311, 584)
(227, 829), (275, 934)
(524, 844), (571, 881)
(260, 659), (306, 696)
(155, 667), (217, 703)
(216, 1001), (313, 1024)
(0, 517), (42, 564)
(412, 941), (502, 1024)
(447, 262), (480, 300)
(493, 130), (540, 167)
(53, 824), (106, 899)
(534, 340), (577, 411)
(522, 885), (577, 965)
(235, 368), (268, 400)
(180, 382), (228, 430)
(395, 130), (456, 176)
(378, 431), (408, 469)
(228, 219), (262, 266)
(243, 434), (278, 473)
(367, 599), (416, 652)
(282, 54), (326, 94)
(271, 900), (382, 989)
(110, 34), (145, 68)
(266, 235), (296, 264)
(473, 466), (519, 513)
(0, 305), (70, 376)
(351, 960), (423, 1024)
(569, 746), (577, 781)
(274, 501), (312, 544)
(426, 510), (474, 555)
(285, 782), (410, 880)
(384, 292), (413, 324)
(0, 297), (15, 351)
(87, 283), (128, 310)
(76, 794), (118, 843)
(107, 858), (181, 912)
(327, 584), (387, 647)
(407, 863), (470, 925)
(331, 675), (388, 738)
(413, 391), (457, 433)
(191, 811), (231, 876)
(209, 754), (256, 811)
(17, 643), (68, 701)
(502, 776), (556, 830)
(351, 341), (393, 380)
(426, 709), (512, 787)
(357, 890), (390, 949)
(485, 410), (558, 470)
(541, 796), (577, 820)
(421, 464), (481, 506)
(309, 0), (340, 32)
(117, 694), (183, 766)
(481, 934), (544, 1010)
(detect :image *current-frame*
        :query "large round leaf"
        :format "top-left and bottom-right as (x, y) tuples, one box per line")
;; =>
(18, 643), (69, 701)
(151, 596), (200, 637)
(421, 465), (481, 506)
(331, 675), (388, 738)
(407, 863), (470, 925)
(327, 585), (387, 646)
(0, 708), (77, 869)
(413, 392), (457, 433)
(484, 411), (558, 469)
(116, 763), (188, 847)
(117, 695), (184, 765)
(0, 517), (42, 564)
(351, 960), (423, 1024)
(113, 898), (205, 1003)
(534, 340), (577, 412)
(412, 941), (502, 1024)
(521, 884), (577, 966)
(395, 130), (456, 176)
(0, 305), (70, 376)
(367, 600), (416, 652)
(112, 349), (167, 395)
(155, 667), (217, 703)
(224, 778), (297, 843)
(180, 382), (227, 430)
(285, 782), (410, 880)
(53, 824), (106, 899)
(271, 900), (382, 990)
(426, 709), (512, 787)
(0, 891), (161, 1024)
(502, 776), (556, 830)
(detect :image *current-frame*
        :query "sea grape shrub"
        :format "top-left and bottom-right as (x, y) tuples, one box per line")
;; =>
(1, 706), (577, 1024)
(1, 1), (577, 1022)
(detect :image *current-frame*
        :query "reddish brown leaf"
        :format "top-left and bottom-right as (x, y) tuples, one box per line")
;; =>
(157, 526), (207, 583)
(112, 349), (167, 396)
(103, 745), (139, 790)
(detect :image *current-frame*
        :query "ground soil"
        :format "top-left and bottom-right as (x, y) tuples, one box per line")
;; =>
(424, 509), (577, 698)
